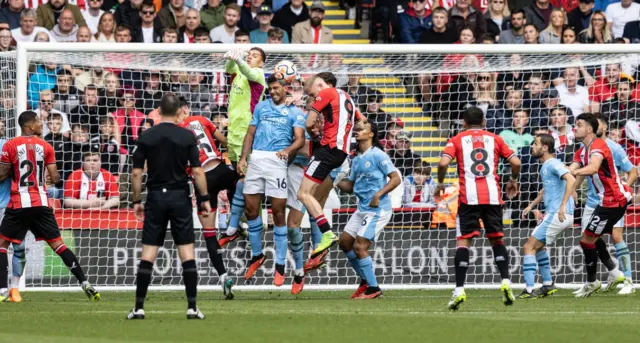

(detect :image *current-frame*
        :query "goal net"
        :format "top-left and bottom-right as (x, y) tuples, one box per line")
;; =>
(5, 43), (640, 291)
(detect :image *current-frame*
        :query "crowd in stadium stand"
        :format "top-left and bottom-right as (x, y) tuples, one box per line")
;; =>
(2, 0), (640, 217)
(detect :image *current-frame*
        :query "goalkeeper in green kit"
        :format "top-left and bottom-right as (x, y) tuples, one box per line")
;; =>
(218, 47), (267, 247)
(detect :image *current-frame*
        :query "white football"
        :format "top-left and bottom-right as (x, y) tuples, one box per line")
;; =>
(273, 60), (298, 84)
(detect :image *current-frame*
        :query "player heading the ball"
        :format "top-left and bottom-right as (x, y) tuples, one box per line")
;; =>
(298, 72), (364, 271)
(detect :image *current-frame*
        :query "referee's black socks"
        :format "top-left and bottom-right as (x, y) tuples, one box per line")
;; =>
(204, 229), (227, 276)
(54, 244), (87, 283)
(135, 260), (154, 310)
(182, 259), (198, 310)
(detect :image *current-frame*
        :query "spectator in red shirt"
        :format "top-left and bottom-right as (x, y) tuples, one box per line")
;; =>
(109, 87), (145, 154)
(64, 151), (120, 209)
(589, 63), (620, 105)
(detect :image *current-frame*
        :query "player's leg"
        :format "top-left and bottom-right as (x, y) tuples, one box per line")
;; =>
(271, 197), (288, 286)
(353, 209), (391, 299)
(0, 208), (28, 302)
(169, 190), (204, 319)
(9, 241), (26, 302)
(534, 213), (573, 298)
(299, 147), (346, 260)
(611, 225), (635, 294)
(449, 203), (480, 310)
(595, 237), (625, 292)
(483, 205), (514, 306)
(575, 206), (613, 297)
(287, 208), (306, 294)
(200, 167), (234, 299)
(304, 177), (334, 272)
(0, 238), (11, 302)
(286, 165), (307, 294)
(32, 207), (99, 301)
(244, 192), (265, 280)
(339, 212), (368, 298)
(220, 177), (246, 247)
(520, 236), (545, 299)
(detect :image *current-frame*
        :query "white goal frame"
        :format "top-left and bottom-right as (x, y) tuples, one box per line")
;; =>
(13, 43), (640, 292)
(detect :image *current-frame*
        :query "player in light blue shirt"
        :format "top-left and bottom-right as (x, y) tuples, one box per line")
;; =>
(584, 117), (638, 294)
(235, 74), (306, 284)
(519, 134), (576, 299)
(337, 121), (401, 299)
(0, 138), (26, 302)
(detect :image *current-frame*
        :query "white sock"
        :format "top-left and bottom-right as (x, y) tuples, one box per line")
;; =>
(226, 227), (238, 236)
(220, 273), (228, 284)
(81, 281), (89, 288)
(502, 279), (511, 286)
(526, 286), (533, 293)
(454, 286), (464, 294)
(295, 268), (304, 277)
(0, 288), (8, 294)
(11, 276), (20, 289)
(543, 281), (553, 286)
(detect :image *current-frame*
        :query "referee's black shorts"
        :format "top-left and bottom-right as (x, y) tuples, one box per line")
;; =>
(143, 187), (194, 246)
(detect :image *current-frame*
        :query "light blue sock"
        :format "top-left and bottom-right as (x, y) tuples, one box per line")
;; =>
(228, 180), (245, 231)
(218, 211), (228, 230)
(615, 242), (632, 278)
(345, 250), (365, 280)
(247, 218), (263, 257)
(288, 227), (304, 270)
(11, 242), (26, 278)
(523, 254), (537, 291)
(274, 225), (288, 265)
(536, 250), (553, 285)
(310, 217), (322, 249)
(358, 256), (377, 287)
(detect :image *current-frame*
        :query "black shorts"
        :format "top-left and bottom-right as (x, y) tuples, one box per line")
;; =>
(304, 145), (347, 184)
(143, 187), (195, 246)
(584, 204), (628, 237)
(204, 163), (237, 211)
(456, 203), (504, 240)
(0, 207), (61, 244)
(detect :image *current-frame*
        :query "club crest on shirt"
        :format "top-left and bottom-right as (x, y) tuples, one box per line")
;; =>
(365, 161), (371, 168)
(97, 181), (104, 188)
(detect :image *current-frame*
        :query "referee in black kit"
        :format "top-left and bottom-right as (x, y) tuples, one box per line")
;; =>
(127, 93), (211, 320)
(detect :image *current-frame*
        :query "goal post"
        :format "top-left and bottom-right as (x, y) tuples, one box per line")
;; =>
(8, 42), (640, 292)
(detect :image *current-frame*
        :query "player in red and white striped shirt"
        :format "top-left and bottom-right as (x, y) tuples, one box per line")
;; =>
(298, 72), (364, 271)
(0, 111), (100, 302)
(437, 107), (521, 311)
(177, 98), (235, 299)
(569, 113), (632, 297)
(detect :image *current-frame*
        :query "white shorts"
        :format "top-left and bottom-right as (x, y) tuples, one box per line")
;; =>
(243, 150), (288, 199)
(343, 208), (392, 242)
(287, 164), (305, 211)
(582, 206), (624, 231)
(532, 213), (574, 245)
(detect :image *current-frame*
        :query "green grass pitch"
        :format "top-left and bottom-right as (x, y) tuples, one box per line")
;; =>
(1, 290), (639, 343)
